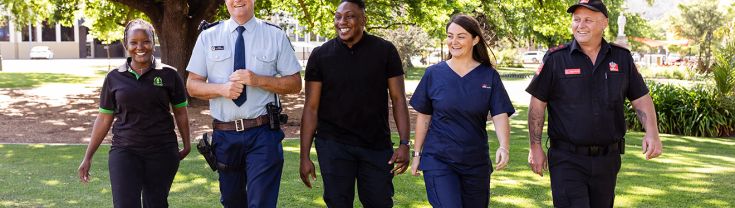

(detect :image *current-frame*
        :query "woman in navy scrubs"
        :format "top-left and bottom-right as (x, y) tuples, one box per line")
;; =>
(409, 14), (514, 207)
(77, 19), (190, 207)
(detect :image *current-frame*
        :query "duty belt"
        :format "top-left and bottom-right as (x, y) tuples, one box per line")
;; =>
(550, 139), (624, 156)
(212, 115), (269, 132)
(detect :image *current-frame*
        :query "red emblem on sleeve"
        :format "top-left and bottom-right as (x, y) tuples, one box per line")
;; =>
(565, 68), (581, 75)
(609, 62), (619, 72)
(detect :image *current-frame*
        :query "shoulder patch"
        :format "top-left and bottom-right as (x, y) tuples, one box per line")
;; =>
(263, 21), (283, 30)
(609, 43), (631, 52)
(541, 43), (569, 63)
(198, 20), (221, 32)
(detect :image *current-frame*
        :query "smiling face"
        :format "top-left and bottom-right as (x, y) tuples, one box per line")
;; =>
(126, 28), (154, 66)
(226, 0), (255, 24)
(334, 2), (366, 46)
(446, 23), (479, 59)
(571, 7), (608, 46)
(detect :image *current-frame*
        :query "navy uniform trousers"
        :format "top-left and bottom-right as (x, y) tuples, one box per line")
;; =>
(548, 148), (622, 208)
(213, 125), (285, 208)
(315, 138), (395, 208)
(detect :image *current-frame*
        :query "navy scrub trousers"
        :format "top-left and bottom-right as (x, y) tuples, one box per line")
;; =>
(315, 138), (395, 208)
(212, 125), (285, 208)
(108, 145), (180, 208)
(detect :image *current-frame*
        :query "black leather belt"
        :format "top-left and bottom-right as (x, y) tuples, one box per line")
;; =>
(212, 115), (269, 132)
(550, 139), (624, 156)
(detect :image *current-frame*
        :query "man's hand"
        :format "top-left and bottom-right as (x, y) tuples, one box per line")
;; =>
(220, 82), (244, 99)
(388, 145), (409, 175)
(230, 69), (260, 86)
(178, 144), (191, 160)
(528, 146), (547, 177)
(642, 134), (663, 160)
(299, 158), (317, 188)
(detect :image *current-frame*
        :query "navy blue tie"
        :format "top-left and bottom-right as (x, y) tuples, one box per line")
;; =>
(232, 26), (247, 106)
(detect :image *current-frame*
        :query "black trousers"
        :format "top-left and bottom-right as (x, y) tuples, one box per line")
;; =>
(108, 145), (179, 208)
(315, 138), (394, 208)
(548, 148), (621, 208)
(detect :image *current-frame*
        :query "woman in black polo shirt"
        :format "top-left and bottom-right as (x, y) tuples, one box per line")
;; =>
(77, 19), (190, 207)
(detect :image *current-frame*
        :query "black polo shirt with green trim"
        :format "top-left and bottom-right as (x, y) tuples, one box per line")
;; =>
(99, 58), (188, 150)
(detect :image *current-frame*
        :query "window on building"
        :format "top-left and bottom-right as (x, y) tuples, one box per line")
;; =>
(0, 17), (10, 41)
(21, 24), (37, 42)
(310, 32), (318, 42)
(41, 21), (56, 41)
(61, 25), (74, 41)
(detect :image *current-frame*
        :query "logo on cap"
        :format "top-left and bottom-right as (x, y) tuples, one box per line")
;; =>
(580, 0), (589, 3)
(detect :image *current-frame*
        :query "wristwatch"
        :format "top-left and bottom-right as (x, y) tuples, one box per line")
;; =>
(399, 139), (410, 147)
(412, 150), (421, 157)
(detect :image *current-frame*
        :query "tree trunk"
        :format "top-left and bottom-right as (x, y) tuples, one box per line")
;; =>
(153, 11), (198, 83)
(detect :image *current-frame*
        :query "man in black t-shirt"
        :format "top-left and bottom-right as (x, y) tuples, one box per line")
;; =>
(298, 0), (411, 207)
(525, 1), (663, 207)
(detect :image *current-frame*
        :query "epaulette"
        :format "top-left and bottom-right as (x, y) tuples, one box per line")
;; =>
(542, 44), (569, 63)
(263, 21), (283, 30)
(198, 20), (221, 32)
(609, 42), (631, 52)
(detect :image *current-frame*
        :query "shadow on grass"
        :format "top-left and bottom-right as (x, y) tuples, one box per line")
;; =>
(0, 104), (733, 207)
(0, 72), (96, 88)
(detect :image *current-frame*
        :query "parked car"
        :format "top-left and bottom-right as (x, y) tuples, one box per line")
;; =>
(29, 46), (54, 59)
(521, 51), (545, 64)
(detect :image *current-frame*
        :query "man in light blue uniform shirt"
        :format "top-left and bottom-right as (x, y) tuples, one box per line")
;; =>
(185, 0), (302, 207)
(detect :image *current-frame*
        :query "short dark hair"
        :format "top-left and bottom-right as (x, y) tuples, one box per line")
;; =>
(446, 14), (493, 67)
(123, 19), (156, 48)
(341, 0), (365, 10)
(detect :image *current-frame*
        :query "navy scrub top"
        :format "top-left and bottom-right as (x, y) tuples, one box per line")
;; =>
(410, 61), (515, 174)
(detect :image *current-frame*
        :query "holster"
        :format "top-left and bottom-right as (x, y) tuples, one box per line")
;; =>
(196, 133), (218, 171)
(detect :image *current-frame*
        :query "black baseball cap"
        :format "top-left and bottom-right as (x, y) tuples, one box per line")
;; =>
(567, 0), (609, 18)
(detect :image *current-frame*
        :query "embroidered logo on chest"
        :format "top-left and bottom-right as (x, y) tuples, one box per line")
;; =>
(211, 46), (224, 51)
(153, 77), (164, 86)
(609, 62), (619, 72)
(481, 84), (492, 89)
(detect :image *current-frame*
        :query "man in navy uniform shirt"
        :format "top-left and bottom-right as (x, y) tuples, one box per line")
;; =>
(526, 0), (663, 207)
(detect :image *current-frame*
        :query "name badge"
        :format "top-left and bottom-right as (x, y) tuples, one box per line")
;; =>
(211, 46), (225, 51)
(565, 68), (581, 75)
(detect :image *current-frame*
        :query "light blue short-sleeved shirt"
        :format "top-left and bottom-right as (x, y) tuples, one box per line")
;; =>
(186, 17), (301, 122)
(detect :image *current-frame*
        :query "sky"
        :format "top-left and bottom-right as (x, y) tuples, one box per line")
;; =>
(625, 0), (735, 21)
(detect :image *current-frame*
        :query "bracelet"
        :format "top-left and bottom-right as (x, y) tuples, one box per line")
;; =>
(412, 150), (421, 157)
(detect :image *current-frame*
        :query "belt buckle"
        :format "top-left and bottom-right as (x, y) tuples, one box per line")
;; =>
(234, 119), (245, 132)
(589, 146), (600, 156)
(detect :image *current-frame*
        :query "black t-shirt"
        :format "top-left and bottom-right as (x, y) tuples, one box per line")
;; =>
(99, 58), (188, 151)
(526, 39), (648, 146)
(304, 33), (404, 149)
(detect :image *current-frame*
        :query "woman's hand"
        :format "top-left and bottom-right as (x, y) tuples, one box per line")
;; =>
(495, 147), (510, 171)
(179, 144), (191, 160)
(78, 159), (92, 183)
(410, 155), (421, 176)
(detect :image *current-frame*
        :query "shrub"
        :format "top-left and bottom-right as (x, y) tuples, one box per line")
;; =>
(625, 82), (735, 137)
(712, 37), (735, 96)
(496, 48), (523, 68)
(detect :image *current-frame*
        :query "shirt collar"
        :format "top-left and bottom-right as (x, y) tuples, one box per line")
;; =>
(337, 31), (370, 50)
(226, 17), (258, 34)
(569, 38), (611, 56)
(117, 57), (162, 72)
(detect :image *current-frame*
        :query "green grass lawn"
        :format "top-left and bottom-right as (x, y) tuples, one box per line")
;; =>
(1, 105), (734, 207)
(0, 72), (99, 88)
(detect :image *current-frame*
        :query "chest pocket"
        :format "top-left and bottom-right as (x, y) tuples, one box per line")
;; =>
(252, 53), (277, 76)
(556, 73), (586, 101)
(606, 73), (626, 104)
